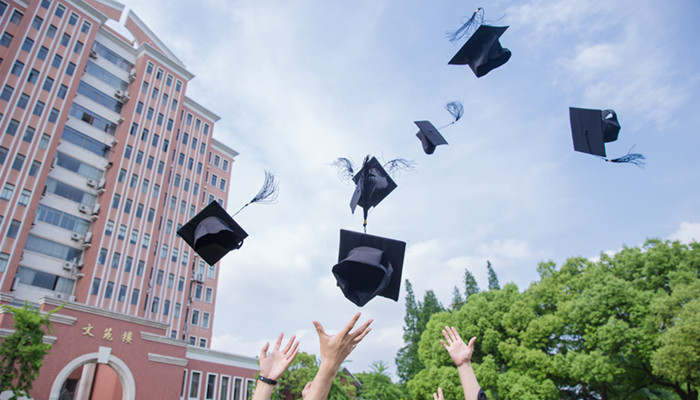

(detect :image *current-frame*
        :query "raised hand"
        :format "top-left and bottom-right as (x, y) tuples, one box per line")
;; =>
(313, 312), (372, 369)
(433, 387), (444, 400)
(258, 332), (300, 381)
(440, 326), (475, 367)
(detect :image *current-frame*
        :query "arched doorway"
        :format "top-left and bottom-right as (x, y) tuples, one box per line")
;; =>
(49, 347), (135, 400)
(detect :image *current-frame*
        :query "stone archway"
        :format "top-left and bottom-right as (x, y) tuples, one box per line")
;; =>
(48, 347), (135, 400)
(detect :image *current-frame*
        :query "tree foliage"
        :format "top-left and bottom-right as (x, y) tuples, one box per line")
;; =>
(486, 260), (500, 291)
(272, 352), (358, 400)
(396, 280), (445, 383)
(405, 240), (700, 400)
(0, 302), (62, 399)
(356, 361), (406, 400)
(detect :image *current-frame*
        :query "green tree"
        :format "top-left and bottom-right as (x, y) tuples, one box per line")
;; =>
(486, 261), (500, 290)
(396, 281), (444, 383)
(449, 286), (464, 311)
(356, 361), (405, 400)
(406, 240), (700, 400)
(464, 269), (479, 299)
(272, 352), (358, 400)
(0, 302), (63, 399)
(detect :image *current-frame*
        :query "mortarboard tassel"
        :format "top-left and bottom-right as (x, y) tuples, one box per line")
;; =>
(383, 158), (416, 176)
(446, 7), (484, 43)
(438, 101), (464, 130)
(232, 170), (279, 216)
(607, 146), (646, 168)
(332, 157), (356, 181)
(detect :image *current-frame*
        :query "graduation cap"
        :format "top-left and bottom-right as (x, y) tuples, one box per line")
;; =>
(446, 8), (511, 77)
(333, 156), (413, 231)
(332, 229), (406, 307)
(177, 200), (248, 266)
(177, 171), (279, 265)
(569, 107), (645, 167)
(415, 101), (464, 154)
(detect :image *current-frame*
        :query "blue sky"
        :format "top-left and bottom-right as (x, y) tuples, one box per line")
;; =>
(117, 0), (700, 378)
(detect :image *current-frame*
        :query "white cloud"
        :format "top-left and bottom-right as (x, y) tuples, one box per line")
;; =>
(668, 221), (700, 244)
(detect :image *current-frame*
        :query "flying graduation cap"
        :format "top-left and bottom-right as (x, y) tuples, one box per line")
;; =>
(333, 229), (406, 307)
(569, 107), (645, 167)
(332, 156), (413, 232)
(415, 101), (464, 154)
(447, 8), (511, 77)
(177, 170), (279, 265)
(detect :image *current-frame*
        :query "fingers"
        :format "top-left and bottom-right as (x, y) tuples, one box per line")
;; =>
(339, 312), (362, 336)
(433, 387), (443, 400)
(440, 339), (449, 351)
(260, 341), (270, 359)
(274, 332), (284, 351)
(442, 327), (452, 344)
(468, 336), (477, 350)
(451, 326), (463, 342)
(281, 334), (296, 353)
(350, 318), (373, 340)
(312, 321), (326, 338)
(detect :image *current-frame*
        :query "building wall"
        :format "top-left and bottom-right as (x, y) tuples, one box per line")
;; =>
(0, 1), (256, 398)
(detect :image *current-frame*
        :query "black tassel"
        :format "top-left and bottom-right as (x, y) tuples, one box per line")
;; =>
(445, 101), (464, 122)
(446, 7), (483, 43)
(332, 157), (356, 182)
(383, 158), (415, 176)
(606, 145), (646, 168)
(232, 170), (279, 216)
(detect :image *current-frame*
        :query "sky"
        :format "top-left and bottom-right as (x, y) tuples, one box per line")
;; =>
(115, 0), (700, 379)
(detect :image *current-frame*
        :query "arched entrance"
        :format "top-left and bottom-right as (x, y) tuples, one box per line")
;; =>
(48, 347), (135, 400)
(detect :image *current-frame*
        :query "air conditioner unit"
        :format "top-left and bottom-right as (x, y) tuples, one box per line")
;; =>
(98, 178), (106, 189)
(55, 292), (66, 300)
(110, 139), (118, 146)
(78, 204), (91, 214)
(115, 89), (124, 98)
(128, 71), (136, 82)
(69, 295), (76, 301)
(89, 50), (98, 59)
(92, 204), (100, 215)
(105, 161), (113, 169)
(76, 261), (85, 269)
(84, 232), (93, 243)
(117, 116), (124, 124)
(192, 272), (205, 283)
(63, 262), (74, 271)
(71, 233), (85, 241)
(73, 273), (84, 279)
(86, 179), (97, 188)
(120, 94), (130, 103)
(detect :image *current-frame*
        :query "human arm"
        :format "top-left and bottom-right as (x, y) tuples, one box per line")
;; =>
(304, 312), (373, 400)
(251, 333), (300, 400)
(440, 326), (482, 400)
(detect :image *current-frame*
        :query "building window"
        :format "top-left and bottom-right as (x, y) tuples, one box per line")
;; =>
(68, 12), (78, 25)
(51, 54), (62, 69)
(91, 278), (101, 295)
(32, 16), (43, 30)
(11, 60), (24, 76)
(191, 310), (199, 326)
(81, 21), (91, 33)
(65, 62), (76, 76)
(33, 101), (45, 117)
(174, 302), (181, 318)
(163, 300), (170, 316)
(208, 264), (216, 279)
(142, 233), (150, 248)
(23, 127), (35, 142)
(37, 46), (49, 60)
(156, 270), (164, 285)
(7, 220), (21, 238)
(18, 189), (31, 206)
(136, 203), (144, 218)
(55, 4), (65, 17)
(48, 108), (60, 123)
(112, 194), (120, 209)
(73, 41), (83, 54)
(178, 277), (184, 292)
(98, 248), (107, 264)
(151, 297), (159, 313)
(118, 285), (127, 302)
(194, 284), (202, 300)
(0, 253), (9, 273)
(167, 273), (174, 288)
(43, 76), (54, 92)
(205, 288), (213, 303)
(10, 10), (22, 24)
(104, 281), (114, 299)
(57, 84), (68, 99)
(136, 261), (144, 276)
(12, 154), (25, 171)
(130, 289), (139, 305)
(60, 33), (70, 47)
(1, 85), (13, 101)
(189, 372), (201, 398)
(124, 256), (133, 272)
(205, 373), (216, 399)
(202, 313), (210, 329)
(47, 25), (57, 38)
(105, 220), (114, 236)
(111, 252), (121, 269)
(0, 32), (13, 48)
(129, 229), (138, 244)
(117, 225), (126, 240)
(17, 93), (30, 109)
(0, 148), (7, 165)
(22, 38), (34, 53)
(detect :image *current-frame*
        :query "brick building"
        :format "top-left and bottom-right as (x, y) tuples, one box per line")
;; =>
(0, 0), (258, 398)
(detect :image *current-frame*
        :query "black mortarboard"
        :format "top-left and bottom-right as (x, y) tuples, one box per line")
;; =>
(333, 229), (406, 307)
(415, 121), (448, 155)
(569, 107), (645, 166)
(177, 201), (248, 265)
(350, 156), (397, 216)
(448, 24), (511, 77)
